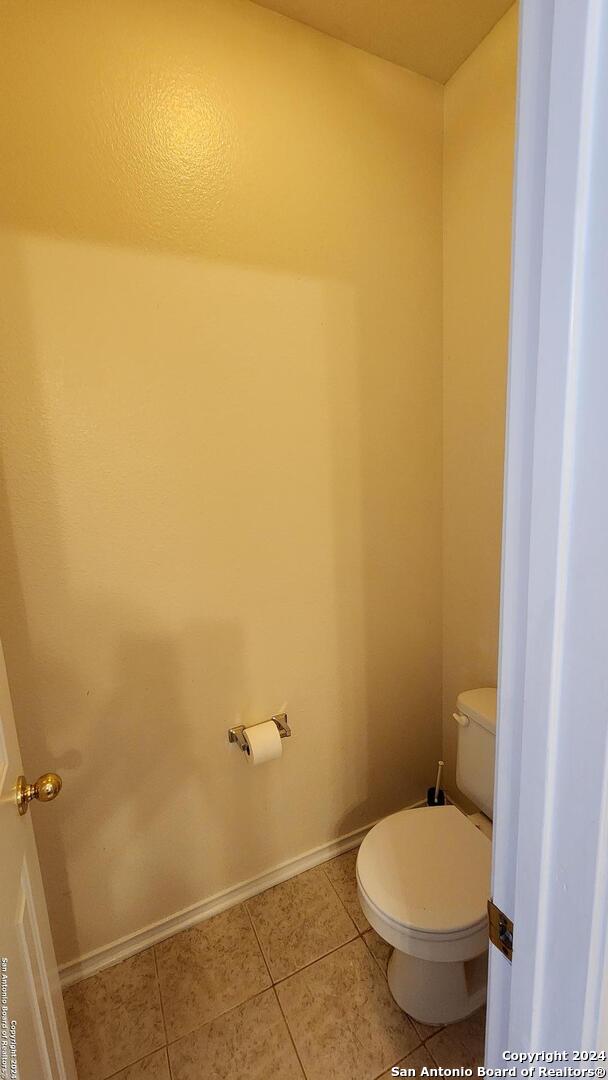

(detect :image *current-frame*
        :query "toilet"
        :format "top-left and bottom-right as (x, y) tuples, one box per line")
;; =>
(356, 687), (497, 1026)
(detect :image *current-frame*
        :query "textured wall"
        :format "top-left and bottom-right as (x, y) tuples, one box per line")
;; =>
(0, 0), (443, 962)
(442, 6), (518, 801)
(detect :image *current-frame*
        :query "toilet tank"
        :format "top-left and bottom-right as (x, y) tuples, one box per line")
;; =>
(454, 687), (497, 819)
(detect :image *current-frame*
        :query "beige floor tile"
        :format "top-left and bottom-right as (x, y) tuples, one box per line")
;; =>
(411, 1017), (444, 1041)
(168, 989), (304, 1080)
(155, 903), (271, 1041)
(63, 949), (165, 1080)
(112, 1048), (171, 1080)
(377, 1044), (436, 1079)
(323, 849), (370, 931)
(426, 1006), (486, 1068)
(276, 938), (420, 1080)
(246, 865), (357, 980)
(363, 927), (392, 976)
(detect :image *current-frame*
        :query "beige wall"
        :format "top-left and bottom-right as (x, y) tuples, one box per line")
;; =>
(0, 0), (443, 962)
(442, 6), (518, 799)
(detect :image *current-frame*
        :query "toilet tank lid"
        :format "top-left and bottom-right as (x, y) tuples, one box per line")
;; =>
(456, 687), (497, 733)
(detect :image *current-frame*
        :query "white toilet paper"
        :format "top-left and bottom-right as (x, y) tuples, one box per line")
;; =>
(243, 720), (283, 764)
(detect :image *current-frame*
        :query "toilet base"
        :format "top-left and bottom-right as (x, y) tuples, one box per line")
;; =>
(387, 946), (488, 1026)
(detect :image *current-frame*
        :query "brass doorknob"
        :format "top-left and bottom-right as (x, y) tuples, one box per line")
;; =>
(16, 772), (62, 816)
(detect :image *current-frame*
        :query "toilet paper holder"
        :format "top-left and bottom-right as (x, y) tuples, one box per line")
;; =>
(228, 713), (291, 754)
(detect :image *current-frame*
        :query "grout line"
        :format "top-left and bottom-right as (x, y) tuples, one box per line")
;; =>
(163, 1049), (174, 1080)
(320, 857), (361, 934)
(320, 851), (373, 940)
(369, 1038), (425, 1080)
(243, 902), (274, 985)
(370, 1064), (400, 1080)
(427, 1040), (440, 1066)
(151, 948), (174, 1079)
(155, 901), (373, 1051)
(272, 985), (308, 1079)
(163, 987), (271, 1048)
(101, 1045), (168, 1080)
(151, 945), (169, 1046)
(161, 899), (355, 1052)
(362, 938), (392, 980)
(271, 934), (359, 987)
(244, 864), (360, 986)
(422, 1023), (445, 1044)
(147, 908), (275, 1052)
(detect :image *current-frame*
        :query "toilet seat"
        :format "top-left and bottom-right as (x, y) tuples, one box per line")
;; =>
(356, 805), (491, 962)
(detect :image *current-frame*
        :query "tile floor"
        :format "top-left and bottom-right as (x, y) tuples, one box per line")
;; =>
(64, 850), (485, 1080)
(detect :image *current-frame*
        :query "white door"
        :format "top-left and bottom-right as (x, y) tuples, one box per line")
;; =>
(0, 643), (76, 1079)
(487, 0), (608, 1059)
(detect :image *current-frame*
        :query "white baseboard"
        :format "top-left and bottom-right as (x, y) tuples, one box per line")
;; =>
(60, 799), (428, 989)
(59, 805), (420, 989)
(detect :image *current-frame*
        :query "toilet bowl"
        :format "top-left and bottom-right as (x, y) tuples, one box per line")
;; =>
(357, 804), (491, 1025)
(357, 687), (497, 1024)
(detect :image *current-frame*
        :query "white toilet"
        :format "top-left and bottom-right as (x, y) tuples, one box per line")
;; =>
(356, 687), (497, 1026)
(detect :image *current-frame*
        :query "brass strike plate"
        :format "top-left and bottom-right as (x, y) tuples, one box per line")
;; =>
(488, 898), (513, 962)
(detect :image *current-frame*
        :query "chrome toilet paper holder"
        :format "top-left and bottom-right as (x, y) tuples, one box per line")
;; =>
(228, 713), (291, 754)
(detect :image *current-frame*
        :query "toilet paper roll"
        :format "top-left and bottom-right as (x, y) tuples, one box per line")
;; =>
(243, 720), (283, 765)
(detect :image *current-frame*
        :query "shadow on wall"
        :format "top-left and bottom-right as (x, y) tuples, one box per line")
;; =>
(0, 238), (254, 958)
(0, 254), (293, 954)
(0, 0), (443, 964)
(0, 228), (441, 963)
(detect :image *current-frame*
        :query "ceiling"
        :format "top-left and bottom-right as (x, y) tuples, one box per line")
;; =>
(251, 0), (514, 83)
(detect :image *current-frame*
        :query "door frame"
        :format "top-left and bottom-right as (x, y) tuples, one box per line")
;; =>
(487, 0), (608, 1057)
